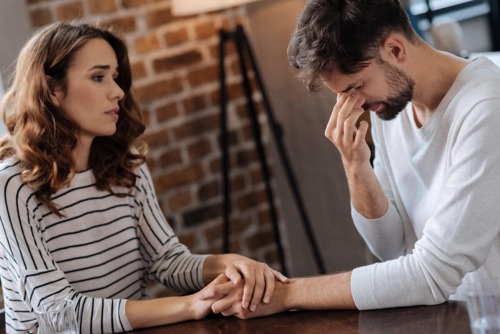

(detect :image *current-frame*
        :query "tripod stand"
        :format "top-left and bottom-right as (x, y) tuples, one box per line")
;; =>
(218, 24), (326, 275)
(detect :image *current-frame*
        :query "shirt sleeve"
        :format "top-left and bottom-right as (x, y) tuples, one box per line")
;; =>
(0, 170), (132, 333)
(134, 164), (208, 293)
(351, 100), (500, 309)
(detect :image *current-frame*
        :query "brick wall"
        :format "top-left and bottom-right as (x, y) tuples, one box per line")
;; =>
(25, 0), (282, 269)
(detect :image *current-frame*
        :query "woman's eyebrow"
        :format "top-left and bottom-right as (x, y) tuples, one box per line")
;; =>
(88, 65), (119, 71)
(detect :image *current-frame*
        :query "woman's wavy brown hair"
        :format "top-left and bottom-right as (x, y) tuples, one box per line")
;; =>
(0, 21), (147, 215)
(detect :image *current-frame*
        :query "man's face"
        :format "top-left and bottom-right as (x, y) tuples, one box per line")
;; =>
(323, 59), (415, 121)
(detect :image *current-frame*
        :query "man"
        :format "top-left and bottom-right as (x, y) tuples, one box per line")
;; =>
(206, 0), (500, 316)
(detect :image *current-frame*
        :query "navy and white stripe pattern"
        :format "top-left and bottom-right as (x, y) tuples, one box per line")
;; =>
(0, 158), (207, 333)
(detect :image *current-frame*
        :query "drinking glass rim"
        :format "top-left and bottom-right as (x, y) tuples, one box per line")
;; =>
(34, 298), (74, 315)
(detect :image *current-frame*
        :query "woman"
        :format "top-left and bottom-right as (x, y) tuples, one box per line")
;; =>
(0, 22), (286, 333)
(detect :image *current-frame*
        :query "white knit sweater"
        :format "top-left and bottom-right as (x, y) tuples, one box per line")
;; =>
(350, 57), (500, 309)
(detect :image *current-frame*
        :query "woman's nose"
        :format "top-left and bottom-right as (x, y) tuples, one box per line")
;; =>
(110, 80), (125, 101)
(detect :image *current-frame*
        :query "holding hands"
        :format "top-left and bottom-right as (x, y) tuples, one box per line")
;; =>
(199, 254), (288, 318)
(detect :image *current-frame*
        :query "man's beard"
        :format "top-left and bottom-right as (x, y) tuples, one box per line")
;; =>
(362, 60), (415, 121)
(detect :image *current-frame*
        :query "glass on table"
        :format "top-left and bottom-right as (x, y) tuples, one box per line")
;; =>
(466, 278), (500, 334)
(35, 299), (78, 334)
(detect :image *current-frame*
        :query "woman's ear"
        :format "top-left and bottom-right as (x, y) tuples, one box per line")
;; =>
(379, 33), (408, 64)
(47, 76), (62, 107)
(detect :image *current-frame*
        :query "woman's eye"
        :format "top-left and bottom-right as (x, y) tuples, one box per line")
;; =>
(92, 75), (104, 82)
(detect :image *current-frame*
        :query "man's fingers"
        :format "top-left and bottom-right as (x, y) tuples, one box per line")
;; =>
(325, 93), (350, 139)
(354, 120), (370, 146)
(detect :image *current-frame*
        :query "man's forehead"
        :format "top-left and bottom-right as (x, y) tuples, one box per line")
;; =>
(321, 71), (362, 94)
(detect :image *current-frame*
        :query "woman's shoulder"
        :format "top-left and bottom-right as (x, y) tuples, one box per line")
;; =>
(0, 157), (24, 181)
(0, 157), (34, 195)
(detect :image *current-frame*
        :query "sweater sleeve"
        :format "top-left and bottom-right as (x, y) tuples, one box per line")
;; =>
(351, 100), (500, 309)
(0, 167), (132, 333)
(350, 112), (406, 261)
(134, 164), (208, 293)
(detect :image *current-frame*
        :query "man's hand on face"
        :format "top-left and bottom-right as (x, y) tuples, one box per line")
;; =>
(324, 92), (371, 170)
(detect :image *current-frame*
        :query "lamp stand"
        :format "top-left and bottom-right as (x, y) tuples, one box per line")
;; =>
(218, 24), (326, 275)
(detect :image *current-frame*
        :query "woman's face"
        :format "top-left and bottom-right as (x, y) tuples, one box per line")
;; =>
(52, 38), (124, 145)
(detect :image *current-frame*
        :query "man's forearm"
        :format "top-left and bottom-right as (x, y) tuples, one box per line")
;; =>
(283, 272), (356, 310)
(344, 162), (388, 219)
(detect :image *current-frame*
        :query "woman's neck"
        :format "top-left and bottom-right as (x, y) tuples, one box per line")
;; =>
(72, 138), (92, 172)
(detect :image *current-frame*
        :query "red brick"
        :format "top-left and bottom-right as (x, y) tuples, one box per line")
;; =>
(156, 103), (179, 123)
(131, 61), (147, 80)
(183, 95), (207, 114)
(143, 129), (169, 149)
(264, 249), (279, 266)
(183, 202), (222, 227)
(146, 7), (175, 28)
(164, 28), (189, 47)
(209, 41), (237, 59)
(173, 114), (219, 140)
(121, 0), (150, 8)
(158, 149), (183, 169)
(250, 168), (264, 185)
(135, 34), (160, 54)
(194, 21), (216, 40)
(258, 209), (272, 227)
(246, 230), (275, 251)
(153, 164), (205, 193)
(236, 189), (267, 211)
(210, 82), (245, 105)
(178, 231), (196, 249)
(104, 16), (137, 34)
(187, 65), (218, 87)
(56, 2), (83, 21)
(231, 217), (251, 235)
(198, 181), (220, 201)
(168, 190), (193, 210)
(88, 0), (117, 14)
(134, 77), (183, 103)
(236, 148), (258, 167)
(188, 139), (212, 160)
(153, 51), (203, 73)
(205, 223), (223, 243)
(231, 175), (246, 193)
(29, 8), (53, 27)
(140, 107), (151, 126)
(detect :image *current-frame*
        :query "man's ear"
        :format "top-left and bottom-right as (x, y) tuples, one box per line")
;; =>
(379, 33), (408, 64)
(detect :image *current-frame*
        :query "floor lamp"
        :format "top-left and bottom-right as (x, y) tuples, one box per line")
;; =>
(172, 0), (326, 275)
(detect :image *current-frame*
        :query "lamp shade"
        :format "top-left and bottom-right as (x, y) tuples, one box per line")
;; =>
(172, 0), (262, 16)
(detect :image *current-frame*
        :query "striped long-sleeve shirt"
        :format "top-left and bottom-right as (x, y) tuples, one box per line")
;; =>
(0, 158), (208, 333)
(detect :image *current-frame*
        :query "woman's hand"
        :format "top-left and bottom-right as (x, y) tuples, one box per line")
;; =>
(188, 274), (234, 320)
(202, 254), (288, 313)
(225, 256), (288, 312)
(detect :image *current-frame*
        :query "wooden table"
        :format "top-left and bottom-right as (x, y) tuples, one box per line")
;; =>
(127, 301), (471, 334)
(0, 301), (471, 333)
